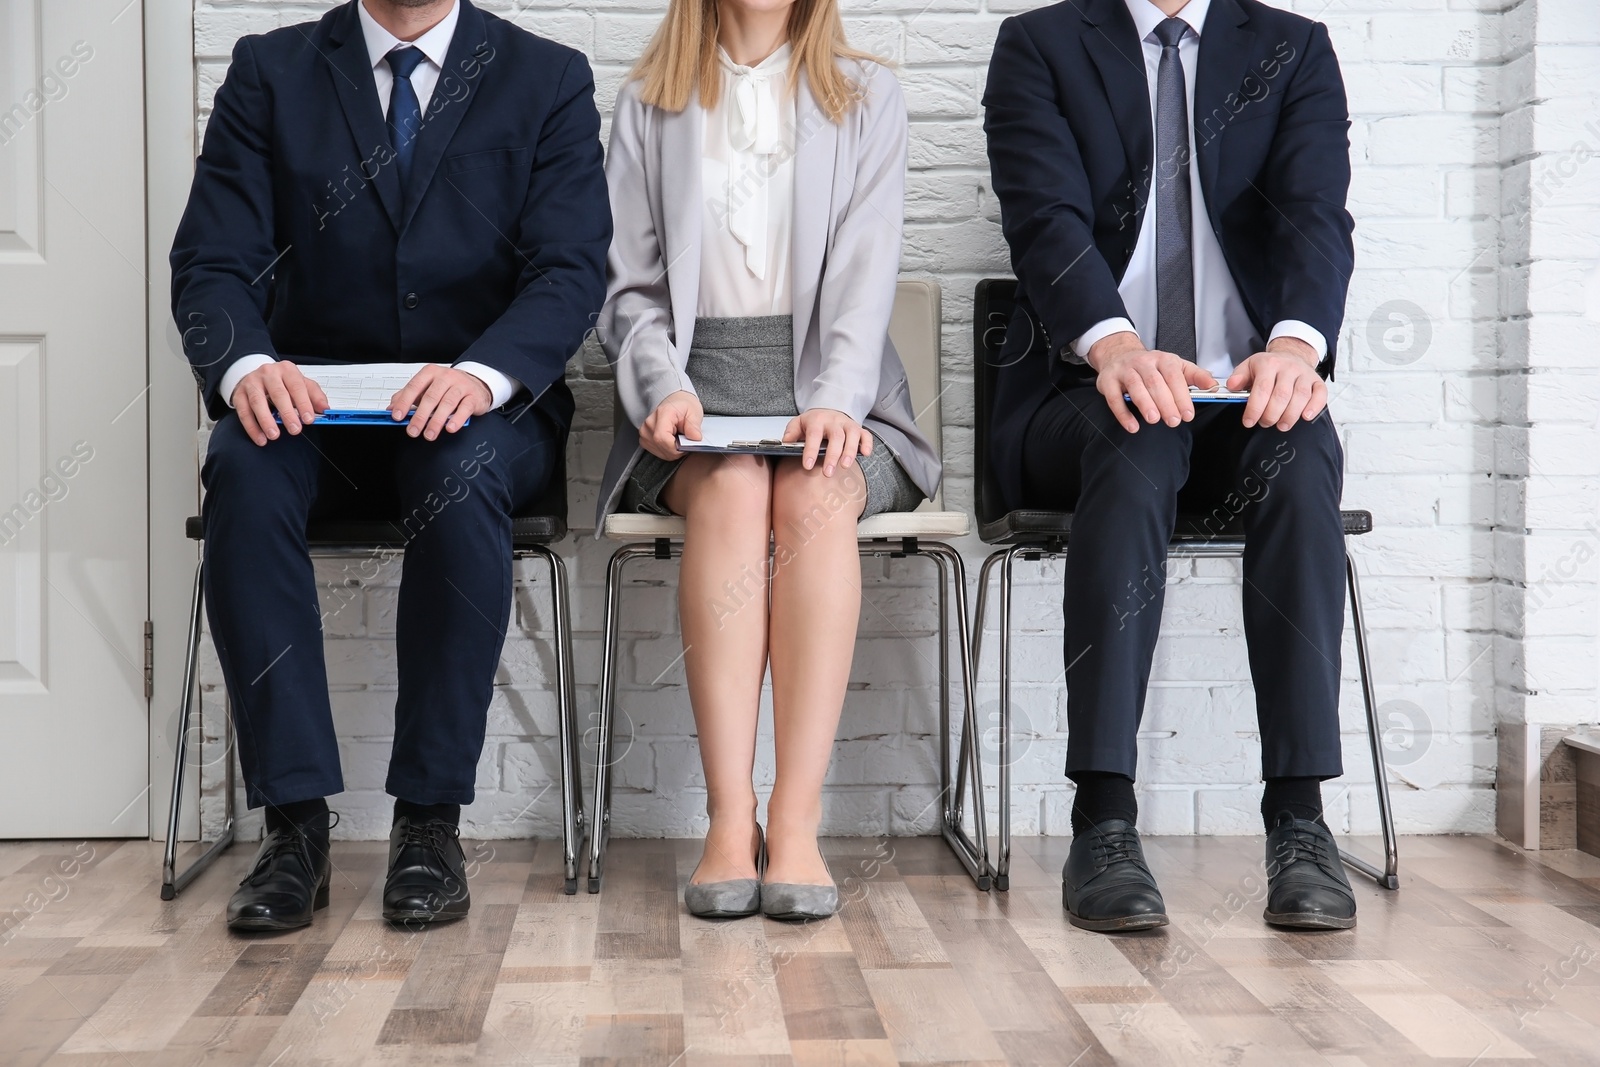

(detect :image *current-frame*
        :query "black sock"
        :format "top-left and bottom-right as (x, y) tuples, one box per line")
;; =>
(394, 798), (461, 827)
(1262, 776), (1325, 831)
(264, 797), (329, 836)
(1069, 771), (1137, 835)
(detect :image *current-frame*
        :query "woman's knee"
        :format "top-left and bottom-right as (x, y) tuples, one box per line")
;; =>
(771, 460), (867, 535)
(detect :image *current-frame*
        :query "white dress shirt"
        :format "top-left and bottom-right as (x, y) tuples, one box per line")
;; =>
(1070, 0), (1326, 376)
(697, 45), (796, 318)
(219, 0), (522, 410)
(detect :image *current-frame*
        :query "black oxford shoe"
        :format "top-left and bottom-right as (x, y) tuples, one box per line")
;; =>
(1062, 819), (1169, 932)
(382, 816), (470, 925)
(1263, 813), (1357, 930)
(227, 823), (331, 932)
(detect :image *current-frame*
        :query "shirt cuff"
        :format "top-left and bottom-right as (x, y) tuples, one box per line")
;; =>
(455, 361), (522, 409)
(1070, 318), (1138, 364)
(218, 354), (276, 409)
(1267, 320), (1328, 361)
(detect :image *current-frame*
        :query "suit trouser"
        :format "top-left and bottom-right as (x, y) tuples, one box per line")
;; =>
(1019, 386), (1346, 782)
(201, 410), (559, 809)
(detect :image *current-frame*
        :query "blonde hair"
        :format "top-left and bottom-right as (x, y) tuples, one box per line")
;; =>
(629, 0), (876, 123)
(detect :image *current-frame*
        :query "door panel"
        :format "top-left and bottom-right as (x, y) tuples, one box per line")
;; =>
(0, 0), (148, 836)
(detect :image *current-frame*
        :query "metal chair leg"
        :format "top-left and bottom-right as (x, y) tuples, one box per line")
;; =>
(920, 545), (990, 890)
(528, 545), (586, 895)
(1344, 549), (1400, 890)
(588, 544), (660, 893)
(972, 548), (1011, 889)
(160, 559), (236, 900)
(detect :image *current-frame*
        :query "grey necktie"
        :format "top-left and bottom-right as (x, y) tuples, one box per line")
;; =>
(1152, 17), (1196, 363)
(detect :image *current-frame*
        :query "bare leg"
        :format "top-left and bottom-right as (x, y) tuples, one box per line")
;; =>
(764, 458), (868, 885)
(661, 453), (772, 884)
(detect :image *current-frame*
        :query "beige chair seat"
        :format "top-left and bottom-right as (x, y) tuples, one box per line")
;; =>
(602, 509), (969, 542)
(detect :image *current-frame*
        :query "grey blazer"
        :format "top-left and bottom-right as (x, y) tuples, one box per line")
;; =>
(594, 59), (942, 531)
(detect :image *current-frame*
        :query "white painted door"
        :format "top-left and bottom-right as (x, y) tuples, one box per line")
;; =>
(0, 0), (148, 836)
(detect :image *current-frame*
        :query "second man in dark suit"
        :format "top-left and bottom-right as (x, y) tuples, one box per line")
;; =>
(983, 0), (1359, 932)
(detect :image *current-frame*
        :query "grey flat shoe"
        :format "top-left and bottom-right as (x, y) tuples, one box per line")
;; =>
(760, 843), (839, 921)
(685, 826), (766, 919)
(759, 881), (839, 921)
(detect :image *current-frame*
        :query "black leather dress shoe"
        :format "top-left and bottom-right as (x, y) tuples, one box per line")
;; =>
(382, 816), (470, 925)
(1263, 814), (1357, 930)
(1062, 819), (1169, 932)
(227, 823), (331, 932)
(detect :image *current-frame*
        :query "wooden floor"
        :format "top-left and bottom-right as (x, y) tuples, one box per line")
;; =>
(2, 834), (1599, 1065)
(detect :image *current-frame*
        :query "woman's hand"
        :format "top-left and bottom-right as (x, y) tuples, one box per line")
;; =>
(640, 390), (704, 460)
(783, 407), (872, 476)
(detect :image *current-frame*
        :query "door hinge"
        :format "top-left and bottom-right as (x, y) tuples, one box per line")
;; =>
(143, 620), (154, 700)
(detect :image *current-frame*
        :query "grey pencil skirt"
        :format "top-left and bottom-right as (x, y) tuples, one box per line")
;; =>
(618, 315), (924, 519)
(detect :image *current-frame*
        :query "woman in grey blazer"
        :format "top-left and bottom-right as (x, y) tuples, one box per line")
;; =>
(597, 0), (939, 921)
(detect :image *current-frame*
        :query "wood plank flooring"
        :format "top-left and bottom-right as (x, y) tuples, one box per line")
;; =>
(2, 834), (1599, 1065)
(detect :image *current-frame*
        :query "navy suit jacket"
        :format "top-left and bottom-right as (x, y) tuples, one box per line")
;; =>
(982, 0), (1354, 510)
(170, 0), (611, 437)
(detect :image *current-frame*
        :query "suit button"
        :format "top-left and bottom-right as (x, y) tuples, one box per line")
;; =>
(404, 292), (419, 309)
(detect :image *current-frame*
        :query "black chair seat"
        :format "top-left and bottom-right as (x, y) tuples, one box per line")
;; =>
(979, 508), (1372, 547)
(184, 514), (566, 547)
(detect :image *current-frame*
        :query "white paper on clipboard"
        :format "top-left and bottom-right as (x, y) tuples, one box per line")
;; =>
(676, 416), (806, 456)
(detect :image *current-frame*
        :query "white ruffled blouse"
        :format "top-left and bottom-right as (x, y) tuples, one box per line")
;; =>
(696, 44), (796, 318)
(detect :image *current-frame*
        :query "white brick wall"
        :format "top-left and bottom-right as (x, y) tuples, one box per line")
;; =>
(191, 0), (1600, 842)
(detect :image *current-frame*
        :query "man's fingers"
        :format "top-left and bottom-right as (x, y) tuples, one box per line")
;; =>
(1140, 368), (1180, 426)
(1260, 370), (1297, 428)
(307, 377), (330, 413)
(1303, 378), (1329, 421)
(285, 374), (316, 425)
(245, 383), (277, 444)
(408, 379), (448, 437)
(444, 393), (476, 434)
(1123, 374), (1161, 427)
(1277, 375), (1315, 430)
(1184, 362), (1218, 391)
(264, 374), (301, 434)
(1160, 362), (1194, 422)
(1240, 365), (1276, 427)
(420, 385), (463, 440)
(1099, 378), (1140, 433)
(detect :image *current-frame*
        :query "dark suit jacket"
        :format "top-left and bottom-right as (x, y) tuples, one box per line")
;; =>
(981, 0), (1354, 510)
(170, 0), (611, 437)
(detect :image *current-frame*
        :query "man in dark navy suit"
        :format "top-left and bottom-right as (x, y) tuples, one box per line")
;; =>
(983, 0), (1358, 932)
(170, 0), (609, 931)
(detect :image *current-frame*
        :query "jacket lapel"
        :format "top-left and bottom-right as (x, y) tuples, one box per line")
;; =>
(1080, 0), (1153, 195)
(790, 72), (834, 370)
(325, 1), (403, 230)
(1194, 0), (1256, 212)
(659, 98), (703, 355)
(400, 0), (490, 230)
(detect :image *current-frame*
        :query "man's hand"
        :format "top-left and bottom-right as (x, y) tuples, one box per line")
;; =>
(390, 365), (494, 440)
(1226, 337), (1326, 430)
(783, 407), (872, 476)
(231, 361), (329, 447)
(640, 390), (704, 460)
(1088, 331), (1218, 433)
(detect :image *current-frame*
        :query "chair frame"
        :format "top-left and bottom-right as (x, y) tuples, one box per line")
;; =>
(970, 278), (1399, 893)
(583, 532), (991, 894)
(161, 522), (587, 899)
